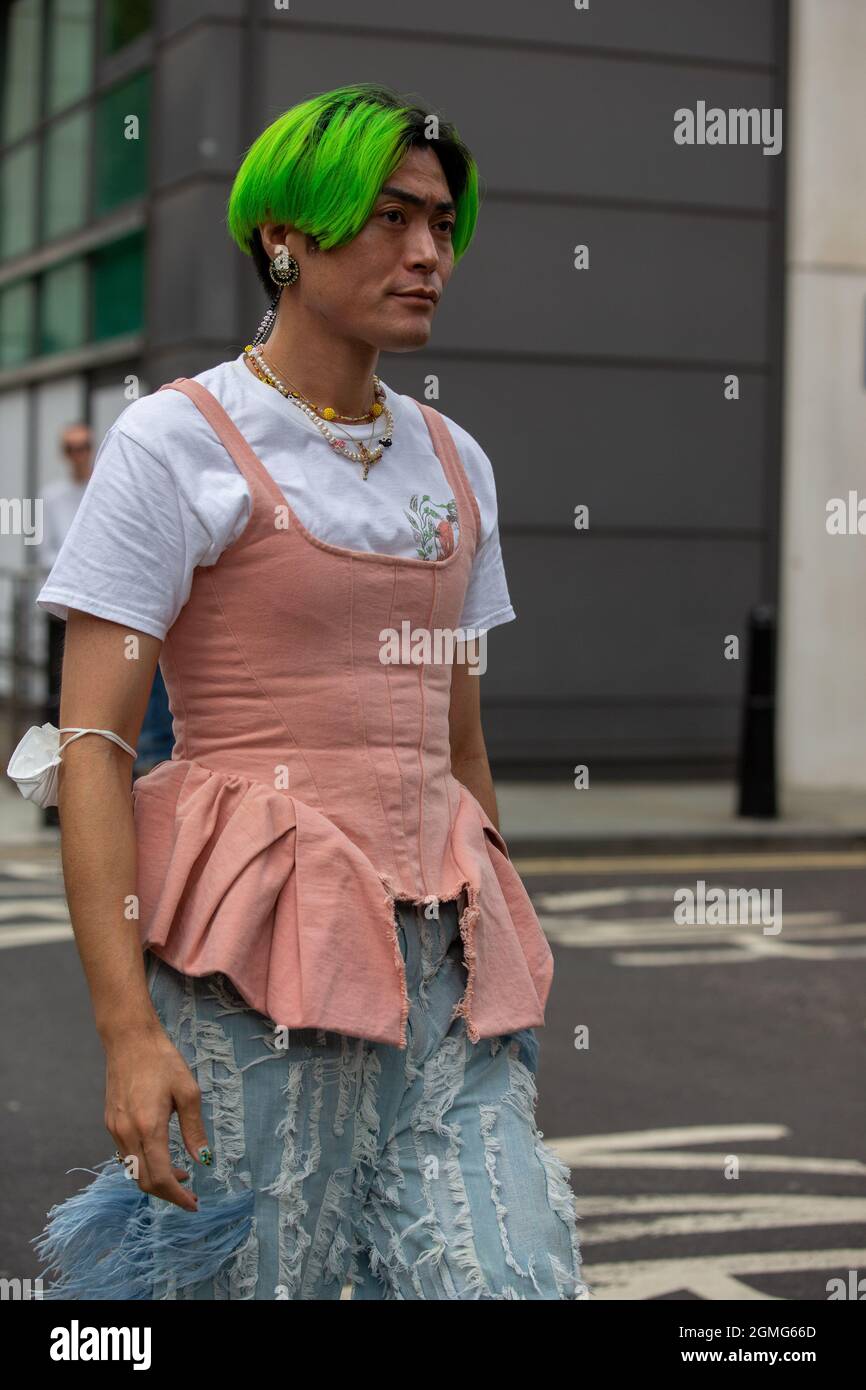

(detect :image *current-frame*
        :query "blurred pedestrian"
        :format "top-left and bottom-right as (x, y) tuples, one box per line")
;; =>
(39, 425), (93, 825)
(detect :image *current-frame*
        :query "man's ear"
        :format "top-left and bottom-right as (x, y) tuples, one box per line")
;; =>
(260, 221), (292, 254)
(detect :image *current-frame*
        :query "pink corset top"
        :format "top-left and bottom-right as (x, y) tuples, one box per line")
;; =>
(131, 377), (554, 1049)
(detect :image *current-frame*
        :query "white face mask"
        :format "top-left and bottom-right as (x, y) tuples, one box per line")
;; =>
(6, 724), (137, 808)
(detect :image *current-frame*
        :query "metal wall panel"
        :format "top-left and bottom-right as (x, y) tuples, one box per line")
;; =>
(260, 31), (778, 210)
(386, 359), (768, 533)
(253, 0), (776, 65)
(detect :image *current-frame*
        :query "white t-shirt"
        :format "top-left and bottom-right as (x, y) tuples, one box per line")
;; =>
(36, 353), (517, 642)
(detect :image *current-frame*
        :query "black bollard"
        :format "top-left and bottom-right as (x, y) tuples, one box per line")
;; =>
(737, 603), (777, 818)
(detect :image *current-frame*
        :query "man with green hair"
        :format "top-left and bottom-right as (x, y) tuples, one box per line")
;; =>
(30, 83), (589, 1301)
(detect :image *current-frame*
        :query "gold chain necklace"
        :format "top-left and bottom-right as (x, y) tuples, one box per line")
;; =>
(243, 344), (394, 480)
(284, 373), (384, 424)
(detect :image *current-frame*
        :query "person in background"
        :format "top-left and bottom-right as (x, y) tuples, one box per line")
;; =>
(39, 424), (175, 829)
(39, 426), (94, 826)
(42, 424), (94, 572)
(132, 663), (174, 776)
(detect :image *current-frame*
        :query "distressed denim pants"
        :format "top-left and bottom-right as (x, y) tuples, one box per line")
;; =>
(35, 894), (590, 1301)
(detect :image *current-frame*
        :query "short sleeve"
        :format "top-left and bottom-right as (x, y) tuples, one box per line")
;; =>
(459, 521), (517, 634)
(36, 423), (213, 642)
(439, 416), (517, 634)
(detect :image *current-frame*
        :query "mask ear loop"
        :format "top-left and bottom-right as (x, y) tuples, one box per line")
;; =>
(57, 728), (137, 759)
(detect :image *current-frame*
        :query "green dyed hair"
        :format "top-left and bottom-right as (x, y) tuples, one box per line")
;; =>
(226, 83), (480, 296)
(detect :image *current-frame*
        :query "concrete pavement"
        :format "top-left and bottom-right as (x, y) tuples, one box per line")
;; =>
(495, 779), (866, 853)
(1, 773), (865, 855)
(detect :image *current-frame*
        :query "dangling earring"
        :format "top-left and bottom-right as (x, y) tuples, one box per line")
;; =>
(251, 290), (280, 348)
(251, 245), (300, 347)
(269, 244), (299, 287)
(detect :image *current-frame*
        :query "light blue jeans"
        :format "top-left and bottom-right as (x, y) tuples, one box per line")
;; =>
(34, 894), (591, 1300)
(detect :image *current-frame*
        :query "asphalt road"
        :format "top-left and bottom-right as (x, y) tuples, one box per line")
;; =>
(2, 842), (865, 1301)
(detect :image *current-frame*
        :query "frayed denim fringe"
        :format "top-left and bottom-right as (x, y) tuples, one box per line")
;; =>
(505, 1027), (540, 1077)
(31, 1158), (255, 1300)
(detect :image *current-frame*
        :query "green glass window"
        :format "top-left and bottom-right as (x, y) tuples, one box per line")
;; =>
(91, 230), (145, 340)
(0, 278), (35, 365)
(43, 109), (89, 241)
(39, 256), (87, 353)
(102, 0), (151, 56)
(1, 0), (44, 143)
(1, 141), (39, 259)
(47, 0), (95, 115)
(94, 70), (150, 216)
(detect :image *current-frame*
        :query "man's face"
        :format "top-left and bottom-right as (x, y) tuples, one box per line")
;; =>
(63, 429), (93, 480)
(263, 143), (457, 353)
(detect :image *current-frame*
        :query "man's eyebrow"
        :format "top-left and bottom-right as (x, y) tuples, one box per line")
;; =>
(378, 184), (456, 214)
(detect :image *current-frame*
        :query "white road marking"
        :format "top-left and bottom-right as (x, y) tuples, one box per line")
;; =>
(561, 1149), (866, 1176)
(0, 886), (72, 947)
(0, 924), (73, 947)
(546, 1126), (866, 1299)
(615, 940), (866, 965)
(579, 1195), (866, 1243)
(534, 885), (866, 964)
(585, 1249), (866, 1300)
(552, 1124), (866, 1174)
(541, 913), (843, 941)
(0, 900), (70, 921)
(0, 861), (62, 880)
(556, 1123), (791, 1150)
(536, 886), (702, 911)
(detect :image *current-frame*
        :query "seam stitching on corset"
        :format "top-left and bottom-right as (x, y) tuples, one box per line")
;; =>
(348, 556), (401, 883)
(415, 567), (439, 895)
(160, 627), (191, 758)
(445, 744), (460, 850)
(384, 563), (410, 880)
(437, 565), (461, 859)
(203, 566), (325, 806)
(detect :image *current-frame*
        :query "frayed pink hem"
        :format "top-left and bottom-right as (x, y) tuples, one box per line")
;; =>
(377, 873), (481, 1048)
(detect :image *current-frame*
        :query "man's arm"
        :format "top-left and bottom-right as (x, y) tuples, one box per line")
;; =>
(56, 608), (207, 1210)
(447, 637), (500, 830)
(58, 609), (162, 1040)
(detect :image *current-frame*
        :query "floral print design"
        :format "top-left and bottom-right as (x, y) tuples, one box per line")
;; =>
(404, 494), (459, 560)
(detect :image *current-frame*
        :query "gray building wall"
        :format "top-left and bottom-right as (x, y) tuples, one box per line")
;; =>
(4, 0), (791, 777)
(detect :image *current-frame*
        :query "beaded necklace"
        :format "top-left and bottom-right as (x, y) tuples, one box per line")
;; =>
(243, 343), (394, 481)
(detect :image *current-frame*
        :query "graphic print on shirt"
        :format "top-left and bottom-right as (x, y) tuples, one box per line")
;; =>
(405, 494), (459, 560)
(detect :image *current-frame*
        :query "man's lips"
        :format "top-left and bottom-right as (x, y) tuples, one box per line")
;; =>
(392, 289), (437, 305)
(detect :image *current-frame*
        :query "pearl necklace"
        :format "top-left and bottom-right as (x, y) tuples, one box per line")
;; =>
(244, 343), (395, 481)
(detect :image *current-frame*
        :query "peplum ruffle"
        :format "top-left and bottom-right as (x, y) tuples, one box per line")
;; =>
(132, 759), (553, 1050)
